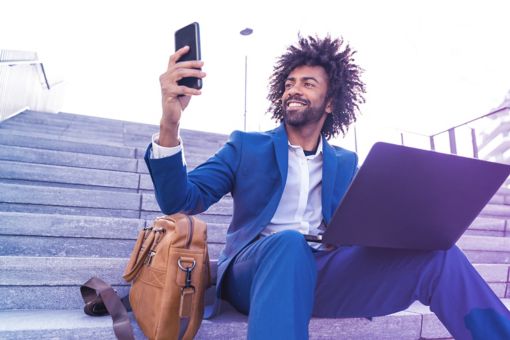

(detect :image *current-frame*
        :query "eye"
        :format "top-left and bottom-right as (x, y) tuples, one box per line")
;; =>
(304, 82), (314, 88)
(284, 82), (293, 89)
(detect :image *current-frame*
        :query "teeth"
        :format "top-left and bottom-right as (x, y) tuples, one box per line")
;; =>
(288, 102), (305, 107)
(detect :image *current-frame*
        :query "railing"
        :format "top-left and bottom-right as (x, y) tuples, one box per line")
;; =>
(0, 50), (63, 121)
(405, 105), (510, 161)
(341, 102), (510, 165)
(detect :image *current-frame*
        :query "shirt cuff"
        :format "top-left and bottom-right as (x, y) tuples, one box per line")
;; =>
(150, 133), (185, 164)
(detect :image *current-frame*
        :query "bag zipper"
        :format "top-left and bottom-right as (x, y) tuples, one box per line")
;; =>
(185, 216), (194, 249)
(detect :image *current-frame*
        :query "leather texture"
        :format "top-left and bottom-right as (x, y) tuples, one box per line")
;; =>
(123, 213), (210, 340)
(81, 276), (135, 340)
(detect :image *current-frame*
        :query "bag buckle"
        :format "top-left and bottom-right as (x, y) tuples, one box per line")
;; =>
(178, 258), (197, 318)
(178, 258), (196, 290)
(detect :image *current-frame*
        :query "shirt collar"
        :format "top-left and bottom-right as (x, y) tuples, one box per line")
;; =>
(288, 137), (323, 159)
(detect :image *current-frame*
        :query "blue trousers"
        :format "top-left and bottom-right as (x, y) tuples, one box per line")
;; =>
(222, 230), (510, 340)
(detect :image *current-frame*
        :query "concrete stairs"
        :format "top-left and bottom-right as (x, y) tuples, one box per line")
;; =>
(0, 110), (509, 339)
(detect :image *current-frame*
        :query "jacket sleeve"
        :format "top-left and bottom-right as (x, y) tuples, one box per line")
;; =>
(144, 131), (243, 215)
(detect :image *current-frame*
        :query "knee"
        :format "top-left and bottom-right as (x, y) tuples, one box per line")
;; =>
(426, 245), (467, 269)
(438, 245), (469, 270)
(420, 246), (471, 292)
(270, 230), (310, 251)
(267, 230), (315, 265)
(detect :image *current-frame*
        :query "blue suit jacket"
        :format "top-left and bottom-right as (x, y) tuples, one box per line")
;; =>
(144, 124), (358, 297)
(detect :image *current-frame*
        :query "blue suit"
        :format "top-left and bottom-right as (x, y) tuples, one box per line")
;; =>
(145, 124), (510, 339)
(145, 124), (356, 293)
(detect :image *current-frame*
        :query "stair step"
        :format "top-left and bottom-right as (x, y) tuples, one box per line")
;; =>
(3, 210), (508, 262)
(480, 203), (510, 218)
(0, 255), (507, 310)
(0, 182), (233, 220)
(2, 112), (226, 154)
(0, 211), (228, 242)
(0, 309), (145, 340)
(0, 233), (225, 259)
(0, 255), (225, 310)
(467, 216), (507, 237)
(0, 122), (126, 144)
(0, 144), (139, 173)
(0, 129), (218, 166)
(1, 202), (232, 222)
(0, 130), (135, 158)
(0, 256), (132, 309)
(0, 144), (215, 179)
(0, 160), (141, 191)
(0, 212), (228, 257)
(490, 185), (510, 203)
(9, 110), (227, 144)
(458, 234), (510, 252)
(0, 212), (144, 238)
(33, 110), (228, 145)
(458, 235), (510, 264)
(4, 300), (510, 339)
(0, 306), (423, 340)
(0, 182), (140, 212)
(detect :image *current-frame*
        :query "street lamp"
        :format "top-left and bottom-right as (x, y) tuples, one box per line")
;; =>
(240, 27), (253, 131)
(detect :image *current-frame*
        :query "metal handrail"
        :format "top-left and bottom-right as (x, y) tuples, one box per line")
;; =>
(0, 60), (61, 90)
(430, 106), (510, 138)
(0, 54), (64, 122)
(391, 104), (510, 158)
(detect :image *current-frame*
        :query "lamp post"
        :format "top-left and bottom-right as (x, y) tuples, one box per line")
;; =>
(240, 27), (253, 131)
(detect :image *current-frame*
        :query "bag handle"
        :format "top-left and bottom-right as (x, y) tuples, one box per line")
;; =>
(81, 277), (135, 340)
(122, 229), (156, 282)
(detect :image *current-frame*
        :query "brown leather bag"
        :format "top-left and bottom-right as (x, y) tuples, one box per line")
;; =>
(123, 213), (210, 340)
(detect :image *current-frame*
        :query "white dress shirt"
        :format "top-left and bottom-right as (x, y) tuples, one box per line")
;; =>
(150, 133), (324, 236)
(261, 139), (323, 236)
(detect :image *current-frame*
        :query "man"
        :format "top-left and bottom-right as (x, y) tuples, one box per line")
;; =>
(145, 36), (510, 339)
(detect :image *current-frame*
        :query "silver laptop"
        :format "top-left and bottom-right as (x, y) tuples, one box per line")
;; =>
(321, 142), (510, 250)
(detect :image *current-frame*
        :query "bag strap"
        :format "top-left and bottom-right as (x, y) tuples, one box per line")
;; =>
(123, 229), (156, 282)
(80, 277), (135, 340)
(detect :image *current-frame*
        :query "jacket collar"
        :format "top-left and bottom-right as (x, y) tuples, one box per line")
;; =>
(321, 134), (337, 223)
(272, 124), (289, 186)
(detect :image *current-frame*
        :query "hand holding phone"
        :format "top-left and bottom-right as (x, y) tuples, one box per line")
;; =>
(157, 22), (203, 148)
(174, 22), (202, 89)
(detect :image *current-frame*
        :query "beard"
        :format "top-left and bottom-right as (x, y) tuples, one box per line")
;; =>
(283, 96), (328, 128)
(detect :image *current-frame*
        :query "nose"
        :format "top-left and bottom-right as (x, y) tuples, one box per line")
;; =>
(286, 83), (302, 96)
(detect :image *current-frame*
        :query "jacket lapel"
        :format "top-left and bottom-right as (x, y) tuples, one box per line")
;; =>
(272, 124), (289, 187)
(321, 136), (337, 223)
(271, 125), (338, 223)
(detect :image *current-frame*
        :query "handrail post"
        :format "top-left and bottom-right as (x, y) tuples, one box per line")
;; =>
(400, 132), (404, 146)
(429, 135), (435, 151)
(448, 128), (457, 154)
(471, 128), (478, 158)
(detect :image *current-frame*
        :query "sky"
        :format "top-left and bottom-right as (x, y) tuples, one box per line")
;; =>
(2, 0), (510, 156)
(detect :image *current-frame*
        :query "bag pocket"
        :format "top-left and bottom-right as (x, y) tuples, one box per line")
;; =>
(130, 266), (166, 338)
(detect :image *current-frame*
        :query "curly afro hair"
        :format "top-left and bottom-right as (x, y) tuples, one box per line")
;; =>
(268, 35), (366, 139)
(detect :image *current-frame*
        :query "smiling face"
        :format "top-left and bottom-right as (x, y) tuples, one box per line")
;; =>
(282, 65), (332, 129)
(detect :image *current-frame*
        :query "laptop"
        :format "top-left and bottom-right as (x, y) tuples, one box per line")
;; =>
(320, 142), (510, 250)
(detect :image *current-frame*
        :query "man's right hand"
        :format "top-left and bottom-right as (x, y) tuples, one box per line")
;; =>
(158, 45), (206, 147)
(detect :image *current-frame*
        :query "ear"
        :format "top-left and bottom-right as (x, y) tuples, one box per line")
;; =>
(325, 99), (333, 114)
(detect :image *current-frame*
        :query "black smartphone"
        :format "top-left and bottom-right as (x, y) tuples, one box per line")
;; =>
(174, 22), (202, 89)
